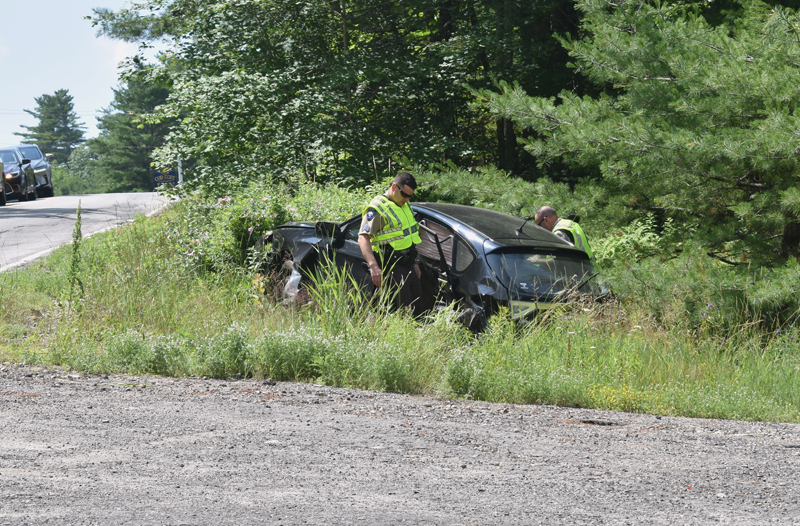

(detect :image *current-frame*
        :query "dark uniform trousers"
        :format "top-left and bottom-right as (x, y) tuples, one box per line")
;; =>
(374, 247), (424, 317)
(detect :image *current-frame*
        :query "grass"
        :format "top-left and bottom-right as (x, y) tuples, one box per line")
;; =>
(2, 194), (799, 423)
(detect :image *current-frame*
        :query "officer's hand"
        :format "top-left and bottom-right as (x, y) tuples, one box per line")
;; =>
(369, 264), (382, 287)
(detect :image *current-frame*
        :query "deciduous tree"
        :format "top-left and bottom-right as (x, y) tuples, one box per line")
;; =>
(91, 0), (590, 190)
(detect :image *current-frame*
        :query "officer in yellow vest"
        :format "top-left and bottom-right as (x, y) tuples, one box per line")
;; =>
(358, 172), (424, 315)
(534, 205), (595, 260)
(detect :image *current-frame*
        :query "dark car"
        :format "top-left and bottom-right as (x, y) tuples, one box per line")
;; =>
(268, 202), (607, 330)
(1, 147), (37, 204)
(15, 144), (54, 197)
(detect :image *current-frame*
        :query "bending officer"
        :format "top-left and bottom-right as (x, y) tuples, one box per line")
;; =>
(358, 172), (424, 315)
(534, 205), (594, 260)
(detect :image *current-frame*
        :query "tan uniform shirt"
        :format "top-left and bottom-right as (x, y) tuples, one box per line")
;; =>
(358, 206), (385, 239)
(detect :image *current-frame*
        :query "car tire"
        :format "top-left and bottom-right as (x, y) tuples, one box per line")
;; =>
(0, 190), (6, 206)
(37, 179), (54, 198)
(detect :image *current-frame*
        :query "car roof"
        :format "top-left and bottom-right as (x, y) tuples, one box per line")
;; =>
(414, 202), (573, 248)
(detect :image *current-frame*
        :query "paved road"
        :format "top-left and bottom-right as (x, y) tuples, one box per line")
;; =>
(0, 193), (170, 272)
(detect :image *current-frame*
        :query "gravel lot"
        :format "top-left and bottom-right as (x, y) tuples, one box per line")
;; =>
(2, 363), (799, 525)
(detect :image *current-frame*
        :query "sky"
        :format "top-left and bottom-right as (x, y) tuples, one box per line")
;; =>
(0, 0), (156, 147)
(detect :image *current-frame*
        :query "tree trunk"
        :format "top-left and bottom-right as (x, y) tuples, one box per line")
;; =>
(496, 118), (518, 172)
(438, 1), (453, 42)
(780, 218), (800, 258)
(330, 1), (348, 53)
(330, 1), (350, 100)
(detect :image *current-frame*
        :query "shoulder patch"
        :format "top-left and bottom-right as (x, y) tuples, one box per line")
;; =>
(366, 210), (375, 221)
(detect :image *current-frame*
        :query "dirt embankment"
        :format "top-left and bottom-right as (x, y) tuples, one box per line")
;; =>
(2, 363), (799, 525)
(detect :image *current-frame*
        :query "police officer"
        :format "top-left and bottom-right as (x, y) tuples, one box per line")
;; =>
(534, 205), (594, 260)
(358, 172), (424, 315)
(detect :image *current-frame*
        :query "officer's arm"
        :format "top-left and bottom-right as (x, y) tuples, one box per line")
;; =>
(555, 230), (574, 245)
(359, 234), (382, 287)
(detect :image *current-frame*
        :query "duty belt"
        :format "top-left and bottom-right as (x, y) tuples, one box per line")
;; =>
(380, 246), (418, 268)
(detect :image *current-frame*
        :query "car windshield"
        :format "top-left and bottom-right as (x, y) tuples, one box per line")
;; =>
(487, 249), (604, 301)
(0, 151), (18, 164)
(17, 146), (42, 160)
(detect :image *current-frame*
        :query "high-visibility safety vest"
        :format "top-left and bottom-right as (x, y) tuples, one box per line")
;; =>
(362, 195), (422, 251)
(554, 218), (594, 260)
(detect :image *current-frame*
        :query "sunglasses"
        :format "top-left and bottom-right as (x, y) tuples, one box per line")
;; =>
(536, 215), (547, 226)
(396, 185), (414, 199)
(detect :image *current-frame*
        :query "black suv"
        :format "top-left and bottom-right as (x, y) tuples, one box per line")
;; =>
(15, 144), (54, 197)
(1, 147), (37, 204)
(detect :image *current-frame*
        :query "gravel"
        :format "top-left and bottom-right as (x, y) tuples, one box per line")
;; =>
(2, 363), (799, 525)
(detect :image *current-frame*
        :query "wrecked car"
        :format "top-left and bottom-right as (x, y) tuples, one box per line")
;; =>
(267, 202), (608, 330)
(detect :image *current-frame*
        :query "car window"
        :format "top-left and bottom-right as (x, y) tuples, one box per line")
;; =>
(342, 218), (362, 242)
(417, 219), (454, 266)
(486, 250), (601, 299)
(0, 151), (17, 164)
(17, 146), (42, 160)
(454, 240), (475, 272)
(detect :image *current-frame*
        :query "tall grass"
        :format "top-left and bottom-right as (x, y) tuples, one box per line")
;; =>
(1, 190), (799, 423)
(443, 310), (799, 421)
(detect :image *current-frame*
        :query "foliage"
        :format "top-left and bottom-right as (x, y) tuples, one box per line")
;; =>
(14, 89), (86, 164)
(477, 0), (800, 266)
(415, 161), (602, 220)
(162, 179), (369, 273)
(597, 239), (800, 336)
(66, 202), (85, 310)
(88, 72), (173, 192)
(3, 184), (800, 422)
(92, 0), (593, 192)
(592, 215), (684, 268)
(411, 161), (624, 249)
(441, 307), (800, 421)
(286, 180), (370, 223)
(54, 146), (106, 196)
(161, 190), (286, 274)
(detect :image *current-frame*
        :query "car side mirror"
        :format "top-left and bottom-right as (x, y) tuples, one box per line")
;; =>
(45, 153), (55, 161)
(21, 159), (31, 165)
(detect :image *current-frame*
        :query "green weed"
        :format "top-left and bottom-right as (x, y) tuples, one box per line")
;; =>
(2, 183), (800, 423)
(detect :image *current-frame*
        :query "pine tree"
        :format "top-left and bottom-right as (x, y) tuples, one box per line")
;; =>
(477, 0), (800, 265)
(87, 76), (171, 192)
(15, 89), (86, 164)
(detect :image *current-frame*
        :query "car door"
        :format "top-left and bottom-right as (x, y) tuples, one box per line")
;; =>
(330, 216), (372, 289)
(415, 214), (460, 308)
(416, 216), (454, 272)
